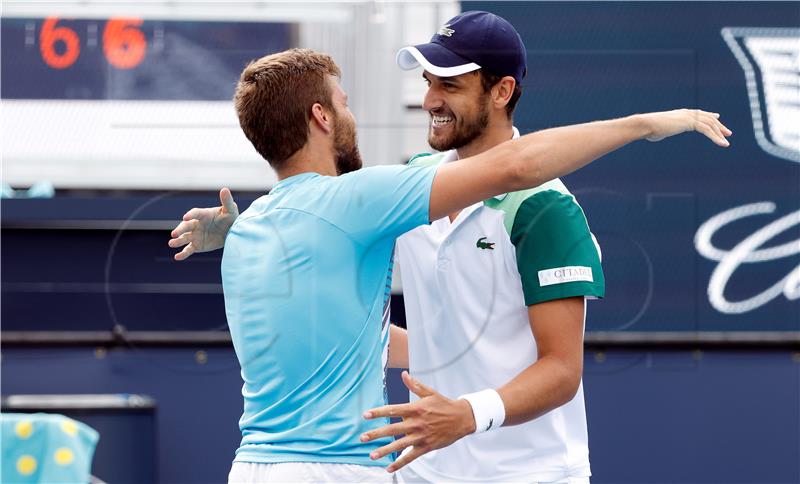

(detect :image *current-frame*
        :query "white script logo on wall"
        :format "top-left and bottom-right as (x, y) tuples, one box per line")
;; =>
(721, 27), (799, 163)
(692, 29), (799, 316)
(695, 203), (799, 315)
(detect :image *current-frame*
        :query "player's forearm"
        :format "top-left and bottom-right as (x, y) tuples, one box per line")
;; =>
(388, 324), (409, 369)
(505, 114), (651, 191)
(496, 355), (583, 427)
(432, 115), (650, 219)
(430, 109), (726, 221)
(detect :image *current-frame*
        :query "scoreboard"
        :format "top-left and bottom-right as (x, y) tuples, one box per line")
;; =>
(1, 15), (295, 190)
(3, 17), (294, 100)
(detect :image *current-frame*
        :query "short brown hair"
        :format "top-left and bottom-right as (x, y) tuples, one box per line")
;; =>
(234, 48), (341, 169)
(479, 69), (522, 118)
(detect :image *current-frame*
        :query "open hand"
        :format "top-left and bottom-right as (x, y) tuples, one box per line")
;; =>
(168, 188), (238, 261)
(361, 371), (476, 473)
(642, 109), (732, 146)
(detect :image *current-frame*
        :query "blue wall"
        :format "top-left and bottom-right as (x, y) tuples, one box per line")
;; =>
(465, 1), (799, 332)
(2, 348), (798, 483)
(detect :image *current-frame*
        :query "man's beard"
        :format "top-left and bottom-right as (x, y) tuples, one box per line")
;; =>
(428, 97), (490, 152)
(333, 113), (363, 175)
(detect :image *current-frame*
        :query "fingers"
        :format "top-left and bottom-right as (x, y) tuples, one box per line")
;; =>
(174, 242), (196, 261)
(360, 422), (409, 443)
(387, 445), (426, 473)
(168, 233), (191, 249)
(170, 219), (197, 238)
(364, 402), (415, 419)
(716, 119), (733, 137)
(182, 208), (203, 222)
(704, 119), (726, 143)
(697, 121), (730, 147)
(694, 110), (732, 147)
(401, 371), (435, 398)
(700, 111), (729, 134)
(699, 122), (726, 146)
(369, 436), (415, 461)
(220, 187), (239, 215)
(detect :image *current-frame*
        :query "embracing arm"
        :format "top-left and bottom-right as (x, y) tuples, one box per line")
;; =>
(171, 110), (730, 259)
(169, 188), (239, 260)
(360, 297), (587, 472)
(428, 109), (730, 221)
(388, 324), (409, 369)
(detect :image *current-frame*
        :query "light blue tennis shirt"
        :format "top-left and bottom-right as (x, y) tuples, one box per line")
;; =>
(221, 164), (437, 467)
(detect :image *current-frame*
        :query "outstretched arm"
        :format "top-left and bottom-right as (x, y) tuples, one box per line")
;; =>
(170, 110), (730, 260)
(428, 109), (730, 221)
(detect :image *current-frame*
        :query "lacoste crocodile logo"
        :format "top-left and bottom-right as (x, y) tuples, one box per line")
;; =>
(438, 25), (455, 37)
(476, 237), (495, 250)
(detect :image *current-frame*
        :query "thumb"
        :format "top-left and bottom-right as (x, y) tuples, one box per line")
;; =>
(402, 371), (434, 398)
(220, 187), (238, 214)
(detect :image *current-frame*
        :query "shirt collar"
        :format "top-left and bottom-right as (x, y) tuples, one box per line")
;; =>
(270, 172), (319, 194)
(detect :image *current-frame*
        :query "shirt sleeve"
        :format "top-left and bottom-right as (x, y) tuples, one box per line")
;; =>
(510, 190), (605, 306)
(321, 164), (438, 245)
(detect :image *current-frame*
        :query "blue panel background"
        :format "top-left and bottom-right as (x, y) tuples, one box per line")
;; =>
(2, 348), (797, 483)
(1, 196), (248, 331)
(464, 1), (800, 332)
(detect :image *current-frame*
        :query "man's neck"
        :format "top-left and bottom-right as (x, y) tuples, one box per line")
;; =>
(276, 145), (337, 181)
(455, 122), (514, 160)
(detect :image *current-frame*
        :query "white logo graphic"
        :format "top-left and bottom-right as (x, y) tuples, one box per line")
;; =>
(438, 25), (455, 37)
(722, 27), (800, 162)
(695, 202), (800, 314)
(538, 266), (594, 287)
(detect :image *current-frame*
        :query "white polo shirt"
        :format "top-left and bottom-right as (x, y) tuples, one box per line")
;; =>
(395, 130), (604, 483)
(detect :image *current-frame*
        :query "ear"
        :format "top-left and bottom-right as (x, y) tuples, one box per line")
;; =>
(491, 76), (516, 112)
(310, 102), (334, 135)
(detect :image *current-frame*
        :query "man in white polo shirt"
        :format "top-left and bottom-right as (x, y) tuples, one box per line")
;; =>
(359, 11), (603, 483)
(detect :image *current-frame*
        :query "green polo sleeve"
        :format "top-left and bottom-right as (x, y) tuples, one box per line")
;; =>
(510, 190), (605, 306)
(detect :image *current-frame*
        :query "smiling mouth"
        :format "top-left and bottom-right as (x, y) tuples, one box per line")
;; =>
(431, 114), (454, 128)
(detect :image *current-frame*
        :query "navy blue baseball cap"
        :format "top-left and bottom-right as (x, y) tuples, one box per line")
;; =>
(397, 10), (527, 84)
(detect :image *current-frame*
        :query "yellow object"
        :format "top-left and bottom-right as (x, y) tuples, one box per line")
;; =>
(3, 412), (99, 482)
(54, 448), (74, 466)
(15, 420), (33, 439)
(59, 419), (78, 436)
(17, 455), (37, 475)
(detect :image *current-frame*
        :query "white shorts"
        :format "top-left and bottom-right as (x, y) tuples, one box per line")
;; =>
(397, 465), (590, 484)
(228, 461), (398, 483)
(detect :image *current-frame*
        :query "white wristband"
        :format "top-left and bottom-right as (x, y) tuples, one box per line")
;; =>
(458, 389), (505, 434)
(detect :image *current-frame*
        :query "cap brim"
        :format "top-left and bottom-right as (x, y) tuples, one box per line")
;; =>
(396, 43), (481, 77)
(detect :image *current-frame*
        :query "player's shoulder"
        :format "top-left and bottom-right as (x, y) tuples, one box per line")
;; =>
(406, 152), (447, 168)
(484, 178), (585, 234)
(331, 164), (414, 188)
(232, 193), (274, 225)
